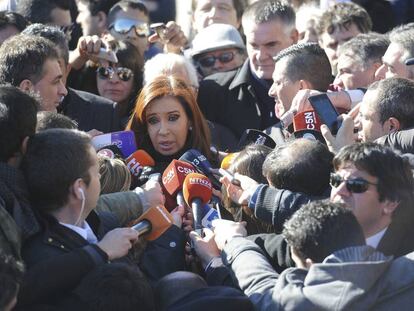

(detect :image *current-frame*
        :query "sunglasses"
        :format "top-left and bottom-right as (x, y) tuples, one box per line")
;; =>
(197, 51), (235, 68)
(96, 66), (134, 82)
(330, 172), (378, 193)
(109, 19), (150, 38)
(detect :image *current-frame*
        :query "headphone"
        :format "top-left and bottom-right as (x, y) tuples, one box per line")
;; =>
(79, 188), (85, 200)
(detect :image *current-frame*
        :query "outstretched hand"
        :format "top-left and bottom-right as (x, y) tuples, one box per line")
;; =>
(220, 173), (259, 205)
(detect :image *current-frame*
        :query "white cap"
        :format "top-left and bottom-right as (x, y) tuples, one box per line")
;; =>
(190, 23), (245, 57)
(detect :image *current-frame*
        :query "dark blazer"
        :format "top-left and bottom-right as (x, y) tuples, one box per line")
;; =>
(60, 88), (122, 133)
(197, 60), (271, 139)
(19, 211), (116, 306)
(253, 185), (414, 257)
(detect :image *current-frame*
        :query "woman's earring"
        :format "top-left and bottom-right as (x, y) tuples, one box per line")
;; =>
(189, 126), (193, 131)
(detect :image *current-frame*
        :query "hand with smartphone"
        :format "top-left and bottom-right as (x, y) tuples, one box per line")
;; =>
(70, 35), (117, 70)
(148, 21), (188, 53)
(308, 94), (342, 135)
(320, 113), (357, 153)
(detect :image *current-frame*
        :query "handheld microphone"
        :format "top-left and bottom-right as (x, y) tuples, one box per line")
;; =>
(125, 150), (155, 177)
(130, 205), (173, 241)
(238, 129), (276, 150)
(201, 203), (220, 229)
(220, 152), (238, 169)
(97, 144), (124, 159)
(182, 173), (212, 232)
(179, 149), (221, 189)
(160, 180), (180, 212)
(162, 160), (197, 207)
(91, 130), (137, 158)
(293, 110), (324, 143)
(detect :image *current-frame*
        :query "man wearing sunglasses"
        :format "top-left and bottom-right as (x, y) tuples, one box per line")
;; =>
(23, 24), (123, 134)
(197, 1), (298, 139)
(224, 142), (414, 258)
(190, 23), (246, 78)
(330, 142), (414, 257)
(107, 0), (187, 58)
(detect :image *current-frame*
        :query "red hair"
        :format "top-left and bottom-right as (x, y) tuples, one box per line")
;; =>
(126, 75), (211, 159)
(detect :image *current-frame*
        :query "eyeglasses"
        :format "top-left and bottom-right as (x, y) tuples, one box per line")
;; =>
(330, 172), (378, 193)
(96, 66), (134, 82)
(197, 51), (235, 68)
(109, 19), (150, 38)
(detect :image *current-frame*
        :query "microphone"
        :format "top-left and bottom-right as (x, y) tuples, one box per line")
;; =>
(201, 203), (220, 229)
(97, 144), (124, 159)
(179, 149), (221, 189)
(293, 110), (325, 142)
(162, 159), (197, 207)
(125, 150), (155, 177)
(182, 173), (212, 232)
(91, 130), (137, 158)
(220, 152), (239, 169)
(130, 205), (173, 241)
(238, 129), (276, 150)
(160, 180), (180, 212)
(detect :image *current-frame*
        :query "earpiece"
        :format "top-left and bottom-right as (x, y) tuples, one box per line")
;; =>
(79, 188), (85, 200)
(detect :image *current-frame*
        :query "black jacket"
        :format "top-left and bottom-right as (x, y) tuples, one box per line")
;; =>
(19, 210), (186, 307)
(253, 185), (414, 257)
(376, 128), (414, 153)
(197, 60), (277, 139)
(59, 88), (122, 133)
(252, 185), (322, 233)
(19, 211), (117, 306)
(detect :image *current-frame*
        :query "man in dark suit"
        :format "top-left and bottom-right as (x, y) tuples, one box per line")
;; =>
(197, 0), (298, 139)
(22, 23), (122, 133)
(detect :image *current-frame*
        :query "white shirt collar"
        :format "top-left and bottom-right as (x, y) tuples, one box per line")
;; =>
(60, 221), (98, 244)
(365, 227), (387, 249)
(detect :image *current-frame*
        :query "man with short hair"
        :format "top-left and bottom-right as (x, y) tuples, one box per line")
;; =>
(17, 0), (74, 40)
(268, 42), (332, 119)
(20, 129), (141, 305)
(330, 142), (414, 256)
(0, 86), (40, 261)
(323, 77), (414, 151)
(190, 23), (246, 78)
(76, 0), (119, 37)
(107, 0), (187, 57)
(0, 34), (68, 112)
(317, 2), (372, 74)
(223, 142), (414, 258)
(196, 201), (403, 310)
(334, 33), (389, 90)
(23, 24), (122, 133)
(262, 139), (333, 197)
(358, 77), (414, 142)
(197, 0), (298, 139)
(0, 11), (28, 46)
(375, 23), (414, 80)
(191, 0), (247, 34)
(107, 0), (150, 56)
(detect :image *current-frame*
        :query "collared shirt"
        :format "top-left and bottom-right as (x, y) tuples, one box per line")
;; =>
(60, 221), (98, 244)
(366, 227), (387, 249)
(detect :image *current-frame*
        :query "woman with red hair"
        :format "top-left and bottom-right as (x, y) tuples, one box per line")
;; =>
(126, 75), (212, 168)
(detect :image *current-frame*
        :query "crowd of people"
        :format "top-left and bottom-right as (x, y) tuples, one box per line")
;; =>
(1, 0), (414, 310)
